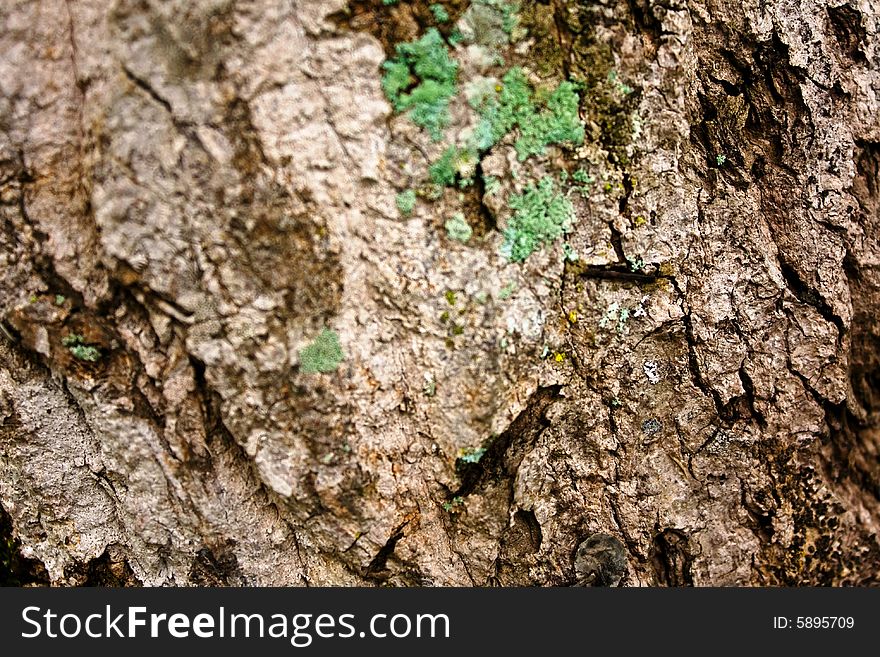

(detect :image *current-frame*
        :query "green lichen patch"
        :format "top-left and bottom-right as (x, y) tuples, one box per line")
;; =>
(299, 329), (345, 373)
(473, 67), (585, 161)
(396, 189), (417, 215)
(61, 334), (101, 362)
(457, 445), (486, 463)
(382, 28), (459, 140)
(498, 281), (516, 299)
(478, 66), (533, 145)
(445, 212), (473, 242)
(429, 145), (478, 186)
(426, 67), (586, 197)
(422, 371), (437, 396)
(501, 176), (574, 261)
(515, 80), (584, 160)
(430, 3), (450, 23)
(572, 168), (592, 184)
(374, 3), (598, 264)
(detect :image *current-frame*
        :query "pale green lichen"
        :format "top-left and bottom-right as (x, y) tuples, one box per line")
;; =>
(473, 68), (584, 161)
(599, 296), (649, 335)
(396, 189), (417, 215)
(430, 3), (450, 23)
(445, 212), (473, 242)
(430, 68), (585, 190)
(458, 446), (487, 463)
(572, 168), (592, 184)
(429, 145), (478, 187)
(381, 28), (459, 140)
(515, 82), (584, 160)
(380, 5), (589, 262)
(608, 70), (634, 95)
(442, 496), (465, 512)
(501, 176), (574, 261)
(483, 175), (501, 195)
(299, 329), (344, 373)
(422, 372), (437, 396)
(61, 334), (100, 362)
(498, 281), (516, 299)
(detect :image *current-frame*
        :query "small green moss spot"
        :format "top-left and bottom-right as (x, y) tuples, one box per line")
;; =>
(430, 145), (478, 187)
(429, 3), (450, 23)
(442, 496), (465, 512)
(423, 372), (437, 396)
(458, 446), (486, 464)
(396, 189), (417, 216)
(484, 175), (501, 195)
(299, 329), (344, 373)
(572, 168), (592, 184)
(445, 289), (457, 306)
(498, 281), (516, 299)
(62, 334), (101, 362)
(445, 212), (473, 243)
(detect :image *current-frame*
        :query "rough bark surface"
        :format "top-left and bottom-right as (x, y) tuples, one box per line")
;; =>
(1, 0), (878, 586)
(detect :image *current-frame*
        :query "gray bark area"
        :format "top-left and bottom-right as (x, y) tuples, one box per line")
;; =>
(0, 0), (878, 586)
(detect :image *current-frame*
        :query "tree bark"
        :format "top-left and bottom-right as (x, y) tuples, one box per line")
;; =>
(1, 0), (878, 586)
